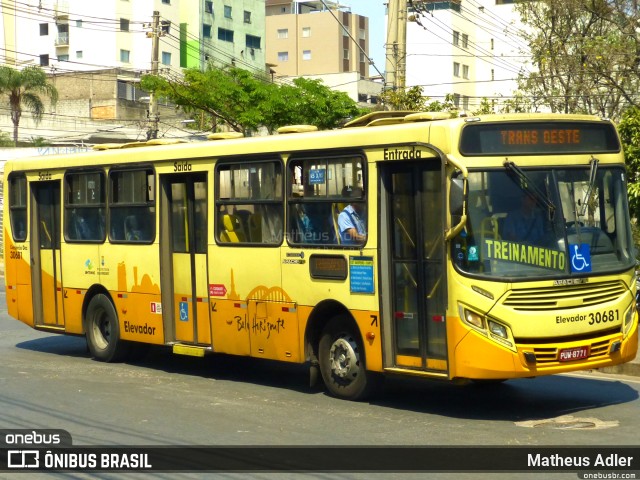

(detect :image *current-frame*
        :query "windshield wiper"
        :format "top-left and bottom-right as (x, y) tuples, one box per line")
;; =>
(503, 160), (556, 219)
(579, 156), (599, 218)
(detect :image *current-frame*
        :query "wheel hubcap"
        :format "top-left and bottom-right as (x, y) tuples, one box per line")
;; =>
(329, 334), (359, 380)
(91, 310), (110, 350)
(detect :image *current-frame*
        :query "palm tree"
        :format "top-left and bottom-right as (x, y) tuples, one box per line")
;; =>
(0, 65), (58, 146)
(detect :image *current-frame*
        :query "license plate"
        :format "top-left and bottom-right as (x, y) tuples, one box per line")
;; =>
(558, 346), (590, 362)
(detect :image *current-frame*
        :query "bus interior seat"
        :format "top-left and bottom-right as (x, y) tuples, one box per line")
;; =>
(235, 209), (251, 231)
(479, 213), (506, 241)
(220, 214), (246, 242)
(248, 213), (262, 242)
(331, 203), (344, 244)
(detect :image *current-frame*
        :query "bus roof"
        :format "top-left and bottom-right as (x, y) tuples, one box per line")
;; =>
(3, 112), (614, 172)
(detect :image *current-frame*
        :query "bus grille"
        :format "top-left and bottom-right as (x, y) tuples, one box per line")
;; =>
(502, 280), (627, 311)
(530, 339), (611, 364)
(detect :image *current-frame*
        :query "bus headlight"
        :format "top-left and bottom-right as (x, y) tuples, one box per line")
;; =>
(458, 304), (516, 351)
(487, 319), (514, 349)
(488, 320), (508, 339)
(623, 304), (635, 336)
(462, 308), (485, 329)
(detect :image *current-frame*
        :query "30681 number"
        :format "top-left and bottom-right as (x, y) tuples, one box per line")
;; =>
(588, 310), (619, 325)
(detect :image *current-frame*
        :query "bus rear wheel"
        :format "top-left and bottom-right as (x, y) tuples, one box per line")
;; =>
(319, 317), (373, 401)
(85, 294), (130, 362)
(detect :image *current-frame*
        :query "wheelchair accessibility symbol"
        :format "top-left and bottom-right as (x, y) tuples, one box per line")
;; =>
(570, 243), (591, 273)
(179, 302), (189, 322)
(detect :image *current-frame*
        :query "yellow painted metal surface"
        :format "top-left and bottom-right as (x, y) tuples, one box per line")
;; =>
(173, 344), (206, 357)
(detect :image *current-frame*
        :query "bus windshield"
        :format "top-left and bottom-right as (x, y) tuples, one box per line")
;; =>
(454, 164), (634, 279)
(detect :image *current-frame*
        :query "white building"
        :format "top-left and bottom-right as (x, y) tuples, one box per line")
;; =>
(0, 0), (267, 74)
(399, 0), (530, 112)
(0, 0), (268, 142)
(2, 0), (179, 72)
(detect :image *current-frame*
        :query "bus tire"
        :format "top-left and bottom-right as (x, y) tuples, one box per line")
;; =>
(318, 316), (373, 401)
(85, 294), (130, 362)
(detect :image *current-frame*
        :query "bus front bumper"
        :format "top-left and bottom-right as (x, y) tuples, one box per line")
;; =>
(452, 321), (638, 380)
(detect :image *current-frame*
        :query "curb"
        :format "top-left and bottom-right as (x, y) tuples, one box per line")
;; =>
(596, 359), (640, 377)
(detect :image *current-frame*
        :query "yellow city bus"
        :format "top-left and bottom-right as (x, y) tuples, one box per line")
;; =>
(3, 112), (638, 400)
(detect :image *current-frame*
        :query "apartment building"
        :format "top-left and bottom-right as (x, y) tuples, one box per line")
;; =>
(182, 0), (266, 70)
(0, 0), (267, 139)
(265, 0), (370, 79)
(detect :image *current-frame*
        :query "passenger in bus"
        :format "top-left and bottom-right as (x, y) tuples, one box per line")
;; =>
(124, 215), (143, 241)
(295, 204), (314, 242)
(503, 194), (545, 244)
(15, 220), (26, 239)
(338, 186), (367, 244)
(73, 211), (92, 240)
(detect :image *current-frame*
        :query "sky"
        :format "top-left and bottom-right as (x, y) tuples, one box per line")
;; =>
(342, 0), (387, 77)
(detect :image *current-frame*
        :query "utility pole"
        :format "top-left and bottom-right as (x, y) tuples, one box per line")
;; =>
(146, 10), (160, 140)
(385, 0), (407, 91)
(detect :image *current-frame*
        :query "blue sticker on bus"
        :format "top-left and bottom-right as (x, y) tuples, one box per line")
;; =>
(569, 243), (591, 273)
(308, 169), (326, 185)
(350, 256), (374, 294)
(179, 302), (189, 321)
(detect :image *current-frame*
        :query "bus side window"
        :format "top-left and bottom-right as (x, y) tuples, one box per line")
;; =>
(65, 171), (106, 243)
(9, 174), (27, 242)
(109, 169), (155, 244)
(215, 159), (283, 245)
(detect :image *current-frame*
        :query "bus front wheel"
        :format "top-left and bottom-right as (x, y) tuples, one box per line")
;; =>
(85, 294), (130, 362)
(319, 316), (373, 401)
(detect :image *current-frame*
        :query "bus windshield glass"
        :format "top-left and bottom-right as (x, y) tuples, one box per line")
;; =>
(454, 165), (634, 279)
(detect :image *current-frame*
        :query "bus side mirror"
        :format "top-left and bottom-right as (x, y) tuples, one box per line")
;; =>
(449, 177), (465, 217)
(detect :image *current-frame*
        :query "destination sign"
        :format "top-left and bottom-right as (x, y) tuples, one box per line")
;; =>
(309, 254), (347, 280)
(459, 121), (620, 155)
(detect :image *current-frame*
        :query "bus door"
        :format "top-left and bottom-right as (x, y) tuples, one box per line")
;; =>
(160, 173), (211, 346)
(380, 162), (448, 372)
(30, 181), (64, 327)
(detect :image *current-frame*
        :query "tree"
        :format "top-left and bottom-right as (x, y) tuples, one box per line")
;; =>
(379, 86), (458, 114)
(499, 91), (534, 114)
(285, 77), (363, 130)
(379, 85), (428, 111)
(514, 0), (640, 121)
(0, 66), (58, 145)
(617, 107), (640, 220)
(472, 98), (494, 115)
(140, 66), (361, 134)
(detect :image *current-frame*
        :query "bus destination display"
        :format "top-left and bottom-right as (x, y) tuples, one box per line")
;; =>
(459, 122), (620, 155)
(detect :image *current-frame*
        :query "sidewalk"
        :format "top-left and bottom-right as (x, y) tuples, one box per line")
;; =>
(597, 352), (640, 377)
